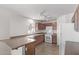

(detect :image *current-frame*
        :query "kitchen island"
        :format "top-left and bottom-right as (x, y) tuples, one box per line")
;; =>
(1, 32), (45, 55)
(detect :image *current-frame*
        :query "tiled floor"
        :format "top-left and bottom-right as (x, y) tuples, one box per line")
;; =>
(35, 43), (59, 55)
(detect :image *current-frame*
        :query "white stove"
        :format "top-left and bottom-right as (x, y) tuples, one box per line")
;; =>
(45, 26), (53, 43)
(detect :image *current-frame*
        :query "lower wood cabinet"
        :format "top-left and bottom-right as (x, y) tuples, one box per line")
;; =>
(25, 43), (35, 55)
(34, 34), (44, 45)
(52, 33), (57, 44)
(25, 34), (44, 55)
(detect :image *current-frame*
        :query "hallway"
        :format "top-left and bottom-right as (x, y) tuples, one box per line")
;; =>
(35, 43), (59, 55)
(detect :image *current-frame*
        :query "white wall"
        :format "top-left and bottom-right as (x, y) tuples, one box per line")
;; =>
(0, 8), (10, 40)
(10, 16), (35, 36)
(59, 23), (79, 55)
(10, 15), (28, 36)
(0, 7), (31, 37)
(0, 7), (12, 55)
(57, 13), (75, 54)
(57, 13), (74, 23)
(0, 7), (30, 54)
(57, 13), (74, 45)
(0, 7), (35, 54)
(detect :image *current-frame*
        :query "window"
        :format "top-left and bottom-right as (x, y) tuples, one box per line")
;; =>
(27, 19), (35, 34)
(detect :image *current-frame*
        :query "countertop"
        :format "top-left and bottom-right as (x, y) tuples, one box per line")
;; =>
(1, 30), (56, 50)
(1, 31), (45, 50)
(1, 36), (35, 49)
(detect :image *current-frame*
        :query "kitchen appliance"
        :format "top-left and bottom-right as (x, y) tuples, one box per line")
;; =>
(45, 26), (53, 43)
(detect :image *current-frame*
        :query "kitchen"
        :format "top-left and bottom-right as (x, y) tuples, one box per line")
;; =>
(2, 19), (58, 55)
(0, 4), (77, 55)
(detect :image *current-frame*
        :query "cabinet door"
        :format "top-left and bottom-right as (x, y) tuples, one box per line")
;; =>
(74, 6), (79, 31)
(34, 35), (44, 45)
(38, 23), (45, 30)
(52, 34), (57, 44)
(25, 43), (35, 55)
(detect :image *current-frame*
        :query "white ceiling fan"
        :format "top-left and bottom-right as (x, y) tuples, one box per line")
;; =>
(21, 10), (55, 21)
(40, 10), (54, 20)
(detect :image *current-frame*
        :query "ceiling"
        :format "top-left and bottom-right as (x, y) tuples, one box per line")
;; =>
(0, 4), (77, 20)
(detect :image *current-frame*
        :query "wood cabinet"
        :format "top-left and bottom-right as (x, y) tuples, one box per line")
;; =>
(53, 22), (57, 30)
(34, 35), (44, 45)
(65, 41), (79, 55)
(37, 21), (57, 44)
(38, 23), (46, 30)
(25, 34), (44, 55)
(72, 5), (79, 31)
(25, 43), (35, 55)
(38, 22), (57, 30)
(25, 20), (57, 55)
(52, 33), (57, 44)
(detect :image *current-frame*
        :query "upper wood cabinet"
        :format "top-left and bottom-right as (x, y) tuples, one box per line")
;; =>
(38, 23), (46, 30)
(37, 21), (57, 30)
(72, 5), (79, 31)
